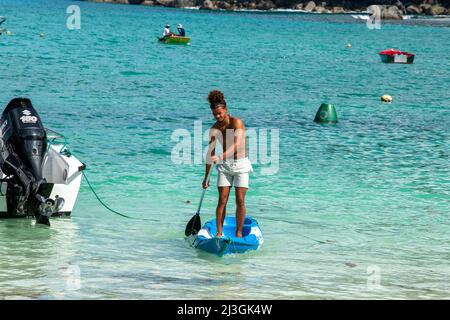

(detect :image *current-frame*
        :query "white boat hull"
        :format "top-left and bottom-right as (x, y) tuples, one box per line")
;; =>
(0, 144), (84, 217)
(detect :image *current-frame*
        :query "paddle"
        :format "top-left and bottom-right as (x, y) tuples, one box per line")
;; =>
(184, 165), (214, 237)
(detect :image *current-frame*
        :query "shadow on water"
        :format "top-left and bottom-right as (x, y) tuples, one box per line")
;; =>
(0, 218), (56, 238)
(0, 218), (80, 299)
(110, 244), (255, 299)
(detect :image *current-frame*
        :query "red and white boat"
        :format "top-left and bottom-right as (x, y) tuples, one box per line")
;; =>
(379, 49), (415, 64)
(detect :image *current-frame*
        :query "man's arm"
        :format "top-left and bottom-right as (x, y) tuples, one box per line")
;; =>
(203, 128), (217, 188)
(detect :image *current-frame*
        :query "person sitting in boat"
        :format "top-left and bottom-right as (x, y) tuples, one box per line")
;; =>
(177, 24), (185, 37)
(162, 24), (173, 38)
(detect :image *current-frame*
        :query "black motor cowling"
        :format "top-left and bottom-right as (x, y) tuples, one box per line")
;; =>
(0, 98), (48, 222)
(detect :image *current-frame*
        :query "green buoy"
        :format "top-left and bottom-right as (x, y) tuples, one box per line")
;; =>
(314, 103), (338, 124)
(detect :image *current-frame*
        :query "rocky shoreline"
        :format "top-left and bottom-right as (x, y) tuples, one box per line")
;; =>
(88, 0), (450, 19)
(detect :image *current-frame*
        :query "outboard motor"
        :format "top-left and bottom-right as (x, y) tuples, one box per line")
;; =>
(0, 98), (50, 225)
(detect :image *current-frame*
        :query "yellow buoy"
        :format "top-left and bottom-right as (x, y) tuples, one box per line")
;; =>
(40, 32), (45, 37)
(346, 43), (352, 48)
(381, 94), (393, 103)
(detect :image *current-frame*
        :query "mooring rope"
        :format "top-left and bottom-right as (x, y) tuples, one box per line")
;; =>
(44, 130), (158, 222)
(82, 171), (159, 222)
(259, 216), (332, 244)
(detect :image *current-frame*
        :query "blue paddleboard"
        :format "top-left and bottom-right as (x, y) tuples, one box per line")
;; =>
(188, 216), (263, 256)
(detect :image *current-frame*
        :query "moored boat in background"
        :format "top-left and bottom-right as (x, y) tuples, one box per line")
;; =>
(379, 48), (415, 64)
(158, 35), (191, 45)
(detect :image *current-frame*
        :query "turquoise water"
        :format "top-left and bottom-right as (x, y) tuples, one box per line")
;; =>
(0, 0), (449, 299)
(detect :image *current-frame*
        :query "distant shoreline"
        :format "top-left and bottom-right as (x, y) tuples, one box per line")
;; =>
(87, 1), (450, 19)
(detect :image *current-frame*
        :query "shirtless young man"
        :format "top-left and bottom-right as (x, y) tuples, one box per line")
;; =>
(203, 90), (253, 238)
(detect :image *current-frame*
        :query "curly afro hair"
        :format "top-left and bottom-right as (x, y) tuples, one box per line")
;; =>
(207, 90), (227, 109)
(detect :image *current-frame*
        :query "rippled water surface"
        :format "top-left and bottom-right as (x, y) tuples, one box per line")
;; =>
(0, 0), (449, 299)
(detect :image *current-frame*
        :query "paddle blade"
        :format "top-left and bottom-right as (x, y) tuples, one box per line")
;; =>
(36, 214), (51, 226)
(185, 213), (201, 237)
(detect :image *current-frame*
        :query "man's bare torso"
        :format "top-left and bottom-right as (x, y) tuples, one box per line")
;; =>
(211, 116), (246, 160)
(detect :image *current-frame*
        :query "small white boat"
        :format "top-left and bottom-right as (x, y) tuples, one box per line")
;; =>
(351, 14), (370, 20)
(351, 14), (413, 20)
(0, 98), (85, 226)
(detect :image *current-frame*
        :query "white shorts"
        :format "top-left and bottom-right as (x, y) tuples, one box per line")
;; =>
(216, 157), (253, 189)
